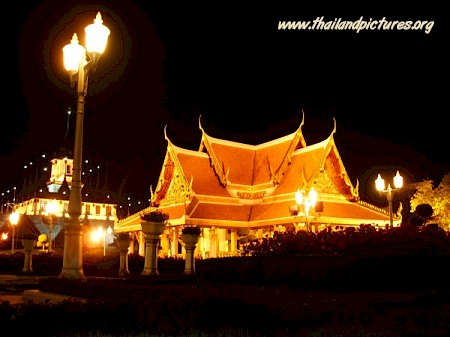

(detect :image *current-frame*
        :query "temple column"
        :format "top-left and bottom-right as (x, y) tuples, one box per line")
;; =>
(138, 231), (145, 256)
(218, 228), (227, 254)
(128, 233), (135, 255)
(209, 227), (217, 258)
(257, 229), (263, 240)
(230, 229), (237, 254)
(171, 228), (179, 256)
(159, 230), (169, 257)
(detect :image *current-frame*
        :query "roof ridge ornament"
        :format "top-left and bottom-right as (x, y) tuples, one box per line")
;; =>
(272, 110), (306, 184)
(198, 114), (203, 131)
(196, 116), (227, 186)
(164, 124), (168, 141)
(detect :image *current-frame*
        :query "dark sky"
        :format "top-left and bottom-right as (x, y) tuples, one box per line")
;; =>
(1, 0), (448, 205)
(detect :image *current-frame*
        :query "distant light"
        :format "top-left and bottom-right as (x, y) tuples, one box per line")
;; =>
(46, 200), (58, 214)
(10, 212), (19, 225)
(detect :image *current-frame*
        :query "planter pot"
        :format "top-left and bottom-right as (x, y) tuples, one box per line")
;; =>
(22, 239), (37, 251)
(181, 233), (200, 245)
(141, 221), (167, 236)
(117, 239), (131, 250)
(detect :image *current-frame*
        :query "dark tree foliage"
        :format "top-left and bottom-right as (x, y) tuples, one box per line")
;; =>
(415, 203), (434, 219)
(242, 223), (450, 257)
(408, 214), (425, 228)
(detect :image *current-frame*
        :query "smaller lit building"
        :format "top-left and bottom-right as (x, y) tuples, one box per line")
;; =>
(5, 156), (118, 253)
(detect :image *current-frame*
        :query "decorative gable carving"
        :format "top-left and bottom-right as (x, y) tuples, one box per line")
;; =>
(314, 170), (346, 199)
(160, 167), (192, 206)
(152, 133), (193, 206)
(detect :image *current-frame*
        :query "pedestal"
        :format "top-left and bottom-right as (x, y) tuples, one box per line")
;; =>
(181, 233), (200, 275)
(22, 239), (36, 273)
(59, 224), (87, 280)
(141, 221), (166, 276)
(117, 240), (131, 276)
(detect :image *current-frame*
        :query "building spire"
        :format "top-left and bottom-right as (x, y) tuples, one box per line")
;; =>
(60, 107), (73, 158)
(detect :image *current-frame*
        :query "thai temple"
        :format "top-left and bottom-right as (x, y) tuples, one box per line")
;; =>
(115, 113), (397, 258)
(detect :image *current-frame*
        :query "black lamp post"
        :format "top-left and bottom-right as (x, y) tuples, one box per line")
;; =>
(293, 187), (318, 232)
(375, 171), (404, 229)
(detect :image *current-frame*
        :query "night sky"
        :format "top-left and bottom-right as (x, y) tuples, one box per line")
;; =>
(1, 1), (448, 206)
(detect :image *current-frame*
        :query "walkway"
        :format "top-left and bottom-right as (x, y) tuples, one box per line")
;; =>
(0, 275), (85, 305)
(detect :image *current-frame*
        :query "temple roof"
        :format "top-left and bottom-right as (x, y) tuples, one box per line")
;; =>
(116, 114), (396, 230)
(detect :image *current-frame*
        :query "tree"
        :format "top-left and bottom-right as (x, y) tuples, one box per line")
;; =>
(410, 173), (450, 230)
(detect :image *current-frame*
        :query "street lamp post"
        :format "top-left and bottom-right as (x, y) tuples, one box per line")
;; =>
(43, 200), (58, 253)
(9, 211), (19, 254)
(103, 226), (112, 256)
(294, 187), (318, 232)
(60, 12), (110, 280)
(375, 171), (404, 229)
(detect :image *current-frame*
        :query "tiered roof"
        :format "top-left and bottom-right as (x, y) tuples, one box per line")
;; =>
(116, 113), (395, 231)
